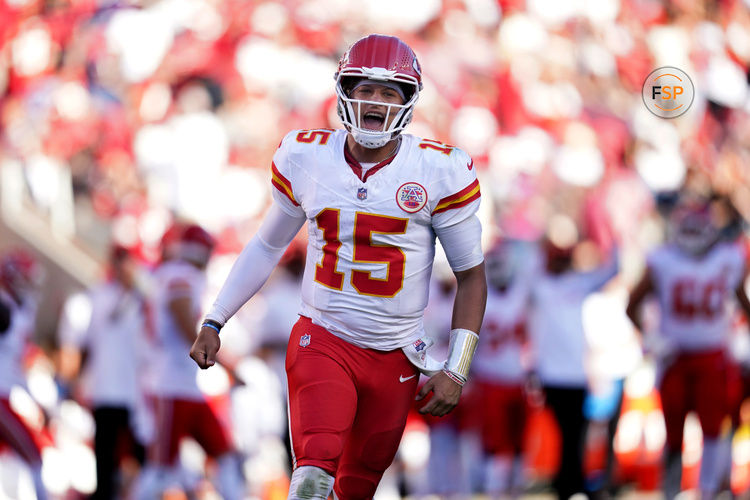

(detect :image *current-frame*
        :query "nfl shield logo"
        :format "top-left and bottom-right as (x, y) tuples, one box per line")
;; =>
(357, 188), (367, 200)
(300, 333), (311, 347)
(413, 339), (427, 352)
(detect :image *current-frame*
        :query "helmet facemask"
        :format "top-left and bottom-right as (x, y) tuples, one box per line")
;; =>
(335, 74), (419, 149)
(672, 213), (719, 256)
(485, 243), (516, 290)
(669, 205), (719, 256)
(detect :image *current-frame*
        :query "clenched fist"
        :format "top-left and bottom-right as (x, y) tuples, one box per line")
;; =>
(190, 326), (221, 369)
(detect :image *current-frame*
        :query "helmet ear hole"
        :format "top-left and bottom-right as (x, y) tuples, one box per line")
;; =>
(398, 83), (415, 102)
(340, 77), (362, 97)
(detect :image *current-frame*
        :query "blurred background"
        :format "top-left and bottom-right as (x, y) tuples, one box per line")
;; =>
(1, 0), (750, 498)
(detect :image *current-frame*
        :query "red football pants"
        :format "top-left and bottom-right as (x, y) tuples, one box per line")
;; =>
(476, 380), (527, 456)
(660, 349), (738, 451)
(149, 397), (232, 465)
(286, 316), (419, 500)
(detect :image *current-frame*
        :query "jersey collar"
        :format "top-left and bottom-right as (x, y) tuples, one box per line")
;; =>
(343, 140), (399, 182)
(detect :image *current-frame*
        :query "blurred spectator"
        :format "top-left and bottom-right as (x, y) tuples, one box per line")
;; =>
(57, 245), (150, 500)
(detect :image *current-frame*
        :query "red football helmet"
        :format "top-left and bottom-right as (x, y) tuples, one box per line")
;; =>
(178, 224), (215, 267)
(159, 222), (183, 262)
(335, 34), (422, 148)
(0, 248), (42, 302)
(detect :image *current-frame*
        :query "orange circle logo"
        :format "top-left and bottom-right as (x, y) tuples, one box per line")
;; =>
(642, 66), (694, 118)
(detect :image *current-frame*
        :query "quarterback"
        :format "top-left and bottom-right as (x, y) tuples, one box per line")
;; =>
(190, 34), (487, 500)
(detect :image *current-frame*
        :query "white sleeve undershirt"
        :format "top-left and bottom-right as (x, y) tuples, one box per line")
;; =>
(207, 205), (482, 325)
(205, 202), (306, 325)
(434, 215), (484, 272)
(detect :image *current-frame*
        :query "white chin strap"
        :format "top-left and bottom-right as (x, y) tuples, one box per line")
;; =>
(350, 128), (392, 149)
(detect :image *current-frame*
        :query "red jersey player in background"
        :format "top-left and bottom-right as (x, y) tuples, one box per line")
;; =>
(0, 249), (48, 500)
(627, 194), (750, 500)
(190, 34), (487, 500)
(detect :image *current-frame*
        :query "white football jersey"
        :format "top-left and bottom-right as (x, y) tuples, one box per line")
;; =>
(74, 282), (147, 408)
(271, 129), (481, 350)
(0, 291), (36, 396)
(529, 255), (618, 387)
(150, 260), (206, 399)
(473, 281), (529, 383)
(647, 241), (747, 351)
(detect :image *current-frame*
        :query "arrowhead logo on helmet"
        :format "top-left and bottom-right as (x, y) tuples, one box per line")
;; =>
(335, 34), (423, 149)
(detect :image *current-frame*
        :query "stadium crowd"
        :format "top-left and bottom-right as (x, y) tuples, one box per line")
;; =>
(1, 0), (750, 498)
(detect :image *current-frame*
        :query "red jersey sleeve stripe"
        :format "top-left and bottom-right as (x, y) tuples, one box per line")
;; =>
(271, 162), (299, 206)
(435, 179), (479, 206)
(432, 180), (481, 214)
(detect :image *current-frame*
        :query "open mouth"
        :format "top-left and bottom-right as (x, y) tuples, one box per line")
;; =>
(362, 111), (386, 130)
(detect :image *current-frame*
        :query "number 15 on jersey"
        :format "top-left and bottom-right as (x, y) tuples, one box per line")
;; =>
(314, 209), (409, 298)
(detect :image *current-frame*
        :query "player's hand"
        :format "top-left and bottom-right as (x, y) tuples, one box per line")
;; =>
(190, 326), (221, 369)
(416, 371), (462, 417)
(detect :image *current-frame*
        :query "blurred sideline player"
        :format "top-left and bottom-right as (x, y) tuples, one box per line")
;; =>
(627, 195), (750, 500)
(57, 245), (149, 499)
(190, 34), (487, 500)
(134, 224), (244, 500)
(528, 217), (619, 500)
(0, 249), (47, 500)
(475, 241), (533, 498)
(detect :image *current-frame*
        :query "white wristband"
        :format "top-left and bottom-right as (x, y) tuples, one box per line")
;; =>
(443, 328), (479, 385)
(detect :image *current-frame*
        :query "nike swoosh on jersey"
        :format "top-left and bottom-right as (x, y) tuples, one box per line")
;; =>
(399, 374), (417, 383)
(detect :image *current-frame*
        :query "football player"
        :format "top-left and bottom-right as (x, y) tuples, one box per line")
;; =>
(190, 34), (487, 500)
(134, 225), (244, 500)
(626, 196), (750, 500)
(475, 241), (533, 498)
(0, 248), (47, 500)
